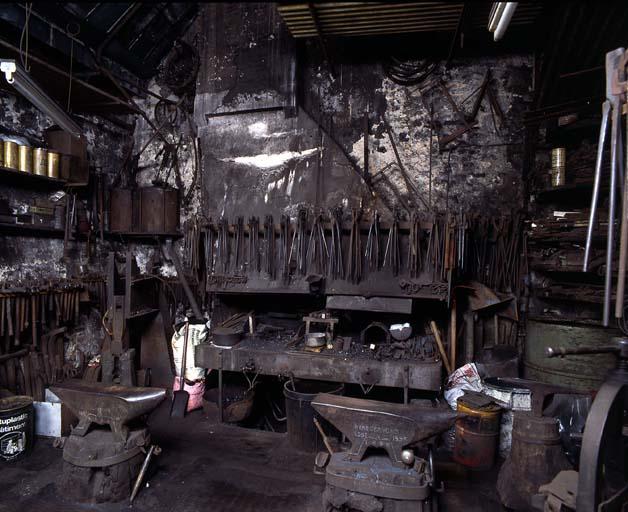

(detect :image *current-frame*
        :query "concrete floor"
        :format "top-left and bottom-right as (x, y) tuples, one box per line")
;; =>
(0, 402), (503, 512)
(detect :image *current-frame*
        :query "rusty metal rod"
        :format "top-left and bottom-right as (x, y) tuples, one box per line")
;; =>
(604, 104), (620, 326)
(616, 102), (628, 318)
(584, 100), (611, 271)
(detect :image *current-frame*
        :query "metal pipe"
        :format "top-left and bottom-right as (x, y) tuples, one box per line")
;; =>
(584, 101), (611, 270)
(616, 106), (628, 317)
(604, 104), (619, 326)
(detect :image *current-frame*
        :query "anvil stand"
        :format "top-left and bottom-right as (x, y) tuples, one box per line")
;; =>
(53, 382), (165, 503)
(313, 393), (459, 512)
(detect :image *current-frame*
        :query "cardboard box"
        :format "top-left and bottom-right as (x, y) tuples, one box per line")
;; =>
(33, 389), (77, 437)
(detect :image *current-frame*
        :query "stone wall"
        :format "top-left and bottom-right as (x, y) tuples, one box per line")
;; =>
(192, 3), (532, 223)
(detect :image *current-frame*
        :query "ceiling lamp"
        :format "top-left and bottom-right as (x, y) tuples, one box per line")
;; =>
(488, 2), (518, 42)
(0, 59), (83, 140)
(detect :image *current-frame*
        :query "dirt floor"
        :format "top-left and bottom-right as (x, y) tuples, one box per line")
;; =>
(0, 402), (503, 512)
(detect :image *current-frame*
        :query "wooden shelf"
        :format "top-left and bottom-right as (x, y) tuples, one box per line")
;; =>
(107, 231), (182, 243)
(0, 221), (64, 238)
(0, 166), (66, 189)
(534, 182), (598, 203)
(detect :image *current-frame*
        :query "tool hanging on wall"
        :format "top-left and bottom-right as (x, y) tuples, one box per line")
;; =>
(247, 217), (260, 273)
(346, 208), (362, 283)
(279, 214), (290, 282)
(265, 215), (276, 279)
(307, 210), (328, 276)
(583, 48), (627, 326)
(328, 207), (345, 280)
(365, 210), (381, 272)
(383, 211), (401, 276)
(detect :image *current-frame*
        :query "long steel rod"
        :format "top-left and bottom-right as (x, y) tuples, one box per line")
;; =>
(616, 103), (628, 318)
(603, 105), (620, 326)
(584, 101), (611, 271)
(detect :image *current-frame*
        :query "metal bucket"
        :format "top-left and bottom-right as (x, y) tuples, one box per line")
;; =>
(453, 396), (502, 470)
(283, 379), (343, 452)
(0, 396), (34, 462)
(524, 320), (616, 392)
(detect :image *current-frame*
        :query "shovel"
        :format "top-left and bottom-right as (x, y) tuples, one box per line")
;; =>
(170, 321), (189, 418)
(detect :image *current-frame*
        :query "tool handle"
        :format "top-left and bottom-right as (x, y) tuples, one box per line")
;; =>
(545, 345), (618, 358)
(179, 321), (189, 389)
(163, 240), (203, 319)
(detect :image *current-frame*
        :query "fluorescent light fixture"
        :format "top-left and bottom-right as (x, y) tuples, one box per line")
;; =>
(487, 2), (518, 42)
(0, 58), (83, 140)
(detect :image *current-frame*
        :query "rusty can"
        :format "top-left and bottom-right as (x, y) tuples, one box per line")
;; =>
(3, 141), (18, 169)
(110, 188), (134, 232)
(59, 154), (73, 181)
(18, 144), (32, 173)
(163, 188), (179, 232)
(550, 147), (566, 187)
(453, 395), (502, 470)
(139, 186), (180, 233)
(47, 151), (60, 178)
(32, 148), (48, 176)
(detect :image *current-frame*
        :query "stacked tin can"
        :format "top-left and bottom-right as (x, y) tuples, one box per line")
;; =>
(550, 147), (566, 187)
(1, 138), (61, 178)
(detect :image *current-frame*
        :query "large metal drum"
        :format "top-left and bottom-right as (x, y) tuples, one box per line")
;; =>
(524, 320), (617, 392)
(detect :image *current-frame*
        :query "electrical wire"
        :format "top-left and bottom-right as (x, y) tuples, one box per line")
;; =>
(385, 56), (437, 87)
(19, 3), (33, 72)
(66, 23), (80, 111)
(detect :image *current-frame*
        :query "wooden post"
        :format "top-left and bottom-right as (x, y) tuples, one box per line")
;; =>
(450, 297), (457, 371)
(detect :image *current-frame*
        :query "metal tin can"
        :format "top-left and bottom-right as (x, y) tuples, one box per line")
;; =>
(60, 154), (73, 181)
(4, 141), (18, 169)
(453, 396), (502, 470)
(550, 147), (566, 187)
(32, 148), (48, 176)
(18, 144), (33, 173)
(47, 151), (60, 178)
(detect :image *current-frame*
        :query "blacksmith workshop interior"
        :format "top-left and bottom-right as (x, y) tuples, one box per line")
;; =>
(1, 2), (628, 511)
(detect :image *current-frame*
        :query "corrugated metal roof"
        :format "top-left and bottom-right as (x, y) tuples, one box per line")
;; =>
(277, 2), (543, 39)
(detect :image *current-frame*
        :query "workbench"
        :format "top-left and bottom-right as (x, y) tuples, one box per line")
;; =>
(195, 337), (443, 393)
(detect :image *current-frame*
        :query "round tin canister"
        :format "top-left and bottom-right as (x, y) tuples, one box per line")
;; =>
(550, 147), (566, 187)
(0, 396), (34, 462)
(4, 141), (18, 170)
(47, 151), (60, 179)
(18, 144), (32, 173)
(453, 396), (502, 470)
(32, 148), (48, 175)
